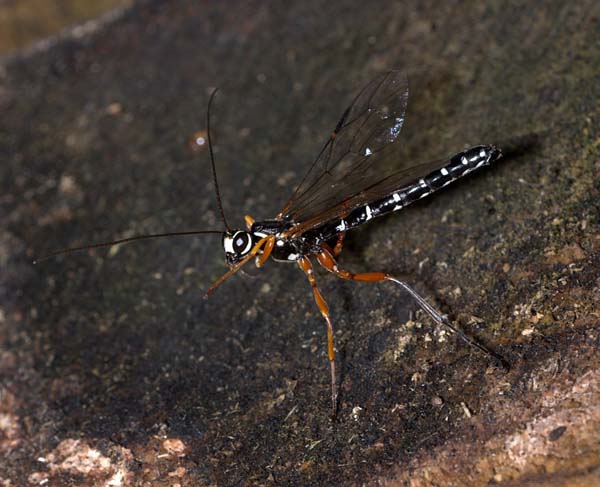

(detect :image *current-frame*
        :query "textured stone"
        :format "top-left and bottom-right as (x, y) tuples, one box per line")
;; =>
(1, 1), (599, 485)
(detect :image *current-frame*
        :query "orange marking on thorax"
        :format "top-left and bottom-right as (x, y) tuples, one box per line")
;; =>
(244, 215), (255, 230)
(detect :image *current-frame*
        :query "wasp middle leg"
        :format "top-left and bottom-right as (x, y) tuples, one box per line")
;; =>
(297, 256), (338, 418)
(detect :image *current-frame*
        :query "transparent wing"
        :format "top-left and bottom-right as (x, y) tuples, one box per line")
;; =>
(278, 70), (409, 223)
(285, 157), (452, 237)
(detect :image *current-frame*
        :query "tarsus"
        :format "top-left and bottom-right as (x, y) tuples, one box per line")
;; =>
(385, 276), (510, 370)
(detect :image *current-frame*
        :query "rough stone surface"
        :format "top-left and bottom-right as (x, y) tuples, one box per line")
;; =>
(1, 1), (599, 486)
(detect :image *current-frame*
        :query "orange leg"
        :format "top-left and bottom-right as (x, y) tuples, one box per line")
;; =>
(332, 231), (346, 257)
(203, 235), (275, 298)
(316, 247), (387, 282)
(256, 234), (275, 268)
(315, 247), (509, 369)
(297, 256), (338, 418)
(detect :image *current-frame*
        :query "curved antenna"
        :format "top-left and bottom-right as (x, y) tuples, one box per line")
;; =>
(33, 230), (223, 263)
(207, 87), (231, 232)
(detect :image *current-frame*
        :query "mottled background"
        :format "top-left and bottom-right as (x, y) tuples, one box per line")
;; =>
(1, 1), (599, 486)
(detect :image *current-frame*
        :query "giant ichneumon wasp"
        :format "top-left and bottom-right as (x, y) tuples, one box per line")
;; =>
(37, 71), (507, 417)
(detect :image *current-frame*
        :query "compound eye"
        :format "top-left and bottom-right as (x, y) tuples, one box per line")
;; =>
(232, 231), (252, 255)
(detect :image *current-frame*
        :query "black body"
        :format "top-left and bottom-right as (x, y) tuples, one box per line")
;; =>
(246, 144), (501, 262)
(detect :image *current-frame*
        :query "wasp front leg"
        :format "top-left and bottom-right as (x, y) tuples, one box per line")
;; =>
(297, 256), (338, 418)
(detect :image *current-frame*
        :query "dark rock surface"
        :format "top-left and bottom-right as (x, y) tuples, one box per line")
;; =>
(1, 1), (599, 485)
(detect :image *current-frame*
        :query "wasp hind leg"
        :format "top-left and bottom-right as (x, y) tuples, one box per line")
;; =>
(297, 256), (338, 419)
(315, 247), (509, 370)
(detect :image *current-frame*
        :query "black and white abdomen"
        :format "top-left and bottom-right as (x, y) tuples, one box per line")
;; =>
(421, 145), (501, 191)
(309, 145), (501, 243)
(382, 145), (500, 207)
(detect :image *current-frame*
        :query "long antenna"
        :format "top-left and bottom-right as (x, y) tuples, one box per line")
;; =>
(207, 87), (231, 232)
(33, 230), (222, 263)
